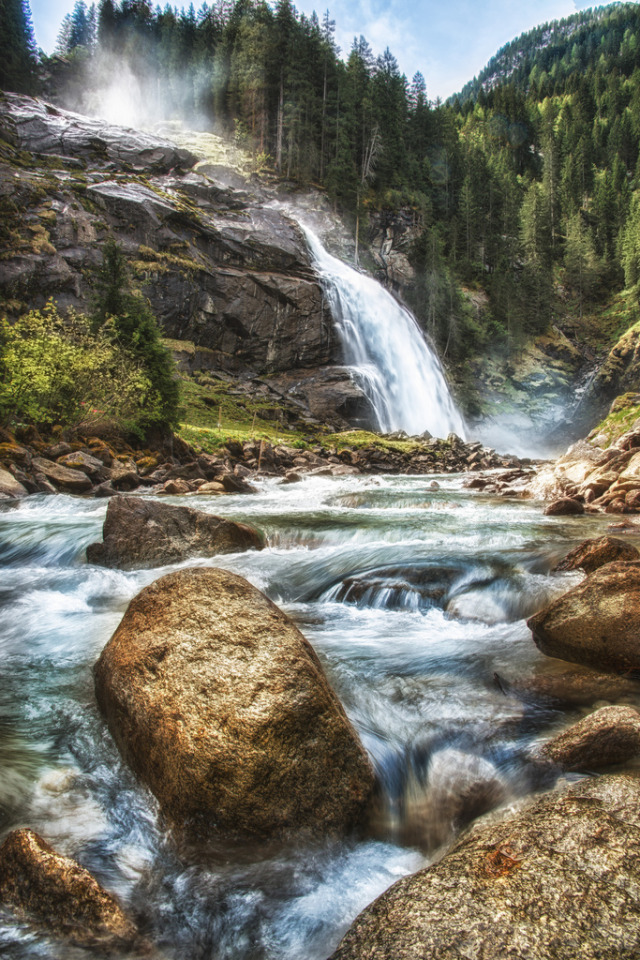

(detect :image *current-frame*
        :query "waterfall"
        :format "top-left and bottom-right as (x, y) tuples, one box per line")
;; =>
(302, 227), (466, 439)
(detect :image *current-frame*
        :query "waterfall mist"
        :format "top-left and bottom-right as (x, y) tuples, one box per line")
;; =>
(302, 227), (466, 440)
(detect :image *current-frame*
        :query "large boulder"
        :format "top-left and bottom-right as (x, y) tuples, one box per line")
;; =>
(329, 775), (640, 960)
(0, 466), (27, 498)
(86, 495), (264, 568)
(0, 828), (138, 949)
(94, 567), (375, 840)
(553, 535), (640, 573)
(30, 457), (93, 493)
(527, 560), (640, 672)
(537, 705), (640, 770)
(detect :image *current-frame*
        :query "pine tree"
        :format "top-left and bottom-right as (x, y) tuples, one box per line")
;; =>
(0, 0), (38, 93)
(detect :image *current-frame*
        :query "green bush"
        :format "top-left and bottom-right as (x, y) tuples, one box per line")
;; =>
(0, 303), (158, 433)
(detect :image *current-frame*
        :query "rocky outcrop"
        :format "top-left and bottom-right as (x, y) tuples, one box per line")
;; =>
(0, 828), (138, 950)
(0, 94), (337, 379)
(94, 567), (376, 841)
(0, 92), (195, 173)
(528, 560), (640, 672)
(329, 774), (640, 960)
(86, 495), (264, 568)
(554, 536), (640, 573)
(537, 705), (640, 770)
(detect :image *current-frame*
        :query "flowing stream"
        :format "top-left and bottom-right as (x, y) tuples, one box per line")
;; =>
(1, 478), (638, 959)
(302, 228), (466, 439)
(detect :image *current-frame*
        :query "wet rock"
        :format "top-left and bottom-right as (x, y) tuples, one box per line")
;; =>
(109, 459), (139, 491)
(0, 467), (28, 498)
(30, 457), (93, 494)
(328, 775), (640, 960)
(0, 828), (138, 949)
(528, 561), (640, 672)
(553, 536), (640, 574)
(0, 92), (195, 173)
(509, 665), (640, 707)
(94, 567), (375, 840)
(86, 495), (264, 569)
(544, 497), (585, 516)
(538, 705), (640, 770)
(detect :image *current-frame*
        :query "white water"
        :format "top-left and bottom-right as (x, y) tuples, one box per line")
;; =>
(303, 228), (466, 439)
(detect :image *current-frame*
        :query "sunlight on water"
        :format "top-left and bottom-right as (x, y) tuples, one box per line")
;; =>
(0, 477), (635, 958)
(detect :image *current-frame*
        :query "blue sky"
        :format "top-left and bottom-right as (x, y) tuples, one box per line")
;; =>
(30, 0), (617, 100)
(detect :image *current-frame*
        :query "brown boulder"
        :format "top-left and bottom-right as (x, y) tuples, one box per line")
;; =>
(528, 561), (640, 672)
(538, 705), (640, 770)
(94, 567), (375, 840)
(30, 457), (93, 493)
(0, 828), (137, 949)
(0, 466), (27, 498)
(544, 497), (585, 516)
(328, 775), (640, 960)
(56, 451), (105, 477)
(553, 536), (640, 573)
(86, 495), (264, 569)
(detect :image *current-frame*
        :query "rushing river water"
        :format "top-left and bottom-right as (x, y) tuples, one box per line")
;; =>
(1, 475), (638, 959)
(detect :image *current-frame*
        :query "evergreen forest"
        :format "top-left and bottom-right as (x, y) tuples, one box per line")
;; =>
(6, 0), (640, 373)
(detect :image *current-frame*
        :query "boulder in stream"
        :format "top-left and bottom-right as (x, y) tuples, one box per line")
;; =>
(527, 560), (640, 672)
(94, 567), (376, 840)
(86, 495), (264, 568)
(329, 774), (640, 960)
(537, 705), (640, 770)
(0, 828), (138, 950)
(553, 535), (640, 573)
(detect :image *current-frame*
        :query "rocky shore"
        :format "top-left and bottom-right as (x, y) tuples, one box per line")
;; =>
(0, 426), (530, 501)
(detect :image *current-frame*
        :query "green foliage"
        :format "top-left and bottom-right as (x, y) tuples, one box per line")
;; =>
(91, 239), (180, 432)
(0, 0), (39, 94)
(0, 303), (154, 432)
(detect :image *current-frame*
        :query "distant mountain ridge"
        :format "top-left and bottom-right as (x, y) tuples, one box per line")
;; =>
(455, 2), (640, 103)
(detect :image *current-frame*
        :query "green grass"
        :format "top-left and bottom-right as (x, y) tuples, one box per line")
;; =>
(176, 375), (313, 452)
(589, 393), (640, 448)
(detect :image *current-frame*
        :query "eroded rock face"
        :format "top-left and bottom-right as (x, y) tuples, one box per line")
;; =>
(528, 560), (640, 672)
(94, 567), (376, 840)
(0, 828), (137, 949)
(0, 95), (338, 381)
(0, 92), (196, 172)
(554, 536), (640, 573)
(86, 495), (264, 568)
(329, 775), (640, 960)
(538, 705), (640, 770)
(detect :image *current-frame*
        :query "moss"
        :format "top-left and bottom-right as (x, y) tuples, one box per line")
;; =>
(589, 395), (640, 447)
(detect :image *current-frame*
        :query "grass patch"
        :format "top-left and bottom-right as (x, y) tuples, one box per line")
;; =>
(589, 393), (640, 447)
(176, 375), (313, 452)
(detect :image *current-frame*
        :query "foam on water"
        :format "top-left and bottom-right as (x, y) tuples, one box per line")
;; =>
(302, 226), (466, 439)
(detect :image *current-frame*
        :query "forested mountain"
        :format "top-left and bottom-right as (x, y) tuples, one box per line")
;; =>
(5, 0), (640, 388)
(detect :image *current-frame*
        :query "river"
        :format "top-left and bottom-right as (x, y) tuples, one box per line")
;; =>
(0, 475), (637, 959)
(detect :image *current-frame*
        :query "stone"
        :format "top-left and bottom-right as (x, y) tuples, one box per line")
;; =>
(509, 665), (640, 707)
(94, 567), (376, 840)
(328, 775), (640, 960)
(195, 481), (227, 495)
(538, 705), (640, 770)
(528, 561), (640, 672)
(56, 450), (105, 477)
(553, 536), (640, 573)
(30, 457), (93, 493)
(109, 459), (139, 491)
(161, 478), (190, 495)
(544, 497), (585, 516)
(0, 466), (28, 498)
(86, 495), (264, 569)
(0, 92), (195, 173)
(0, 828), (137, 949)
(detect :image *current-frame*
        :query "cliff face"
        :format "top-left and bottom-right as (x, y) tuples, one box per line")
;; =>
(0, 93), (337, 377)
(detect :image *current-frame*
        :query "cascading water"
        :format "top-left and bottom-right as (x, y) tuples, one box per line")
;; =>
(302, 227), (466, 439)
